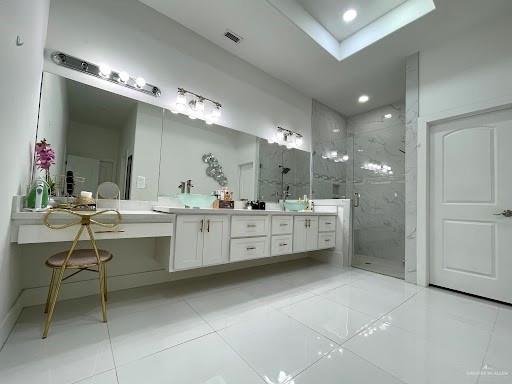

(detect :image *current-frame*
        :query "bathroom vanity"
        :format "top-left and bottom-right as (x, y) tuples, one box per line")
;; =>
(152, 207), (337, 272)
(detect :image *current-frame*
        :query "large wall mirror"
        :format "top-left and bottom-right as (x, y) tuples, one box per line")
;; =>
(36, 72), (312, 202)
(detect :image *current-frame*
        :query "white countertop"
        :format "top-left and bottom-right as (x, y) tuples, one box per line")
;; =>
(152, 206), (336, 216)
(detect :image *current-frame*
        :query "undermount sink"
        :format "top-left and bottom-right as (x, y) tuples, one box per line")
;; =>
(283, 200), (308, 212)
(176, 193), (216, 209)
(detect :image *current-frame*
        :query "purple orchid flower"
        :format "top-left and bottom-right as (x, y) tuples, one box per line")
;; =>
(35, 139), (56, 171)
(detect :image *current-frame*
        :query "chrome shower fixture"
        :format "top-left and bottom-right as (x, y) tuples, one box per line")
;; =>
(51, 51), (161, 97)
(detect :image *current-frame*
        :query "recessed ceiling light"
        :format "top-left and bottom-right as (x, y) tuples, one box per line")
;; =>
(384, 113), (392, 119)
(342, 9), (357, 23)
(332, 128), (340, 133)
(358, 94), (369, 103)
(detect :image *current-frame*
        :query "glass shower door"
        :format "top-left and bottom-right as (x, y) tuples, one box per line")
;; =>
(349, 127), (405, 279)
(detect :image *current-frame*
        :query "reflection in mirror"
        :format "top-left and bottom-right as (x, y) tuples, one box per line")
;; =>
(257, 139), (311, 203)
(36, 72), (162, 200)
(159, 111), (259, 201)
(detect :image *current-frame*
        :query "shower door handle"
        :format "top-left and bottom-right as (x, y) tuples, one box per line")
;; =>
(353, 193), (360, 208)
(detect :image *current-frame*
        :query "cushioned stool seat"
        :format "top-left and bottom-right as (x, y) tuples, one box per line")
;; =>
(45, 249), (113, 268)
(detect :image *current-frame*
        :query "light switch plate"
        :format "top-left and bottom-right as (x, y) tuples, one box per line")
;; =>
(136, 176), (146, 189)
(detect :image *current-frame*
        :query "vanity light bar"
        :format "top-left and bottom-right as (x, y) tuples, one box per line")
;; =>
(172, 87), (222, 124)
(268, 126), (304, 148)
(51, 52), (161, 97)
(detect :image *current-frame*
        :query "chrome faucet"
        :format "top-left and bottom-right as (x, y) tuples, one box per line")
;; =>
(186, 179), (194, 194)
(178, 181), (186, 194)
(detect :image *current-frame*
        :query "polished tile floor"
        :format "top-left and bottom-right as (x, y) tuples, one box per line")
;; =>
(1, 259), (510, 384)
(352, 253), (405, 279)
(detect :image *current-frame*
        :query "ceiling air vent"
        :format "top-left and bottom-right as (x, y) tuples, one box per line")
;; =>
(224, 30), (242, 44)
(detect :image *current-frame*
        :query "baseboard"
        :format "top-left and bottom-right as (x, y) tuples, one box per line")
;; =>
(0, 293), (24, 350)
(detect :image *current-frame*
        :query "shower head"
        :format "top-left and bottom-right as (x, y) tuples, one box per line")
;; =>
(279, 165), (291, 174)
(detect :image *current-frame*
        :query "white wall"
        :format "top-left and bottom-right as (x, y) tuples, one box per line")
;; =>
(67, 120), (120, 172)
(131, 103), (163, 201)
(37, 72), (68, 178)
(118, 107), (137, 198)
(419, 15), (512, 118)
(0, 0), (50, 340)
(44, 0), (312, 149)
(159, 113), (258, 200)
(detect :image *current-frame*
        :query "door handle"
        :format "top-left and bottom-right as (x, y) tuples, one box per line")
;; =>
(494, 209), (512, 218)
(206, 219), (210, 232)
(200, 219), (204, 232)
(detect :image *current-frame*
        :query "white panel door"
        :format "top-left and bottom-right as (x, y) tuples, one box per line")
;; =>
(430, 109), (512, 303)
(202, 215), (230, 266)
(174, 215), (204, 270)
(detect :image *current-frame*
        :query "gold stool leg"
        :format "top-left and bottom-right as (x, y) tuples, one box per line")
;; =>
(43, 225), (84, 339)
(103, 263), (108, 302)
(42, 265), (66, 338)
(44, 269), (57, 314)
(98, 262), (107, 322)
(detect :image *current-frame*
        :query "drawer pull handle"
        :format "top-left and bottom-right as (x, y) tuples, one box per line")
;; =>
(246, 246), (256, 250)
(279, 223), (288, 226)
(324, 239), (331, 242)
(247, 224), (257, 228)
(324, 222), (332, 225)
(279, 243), (288, 246)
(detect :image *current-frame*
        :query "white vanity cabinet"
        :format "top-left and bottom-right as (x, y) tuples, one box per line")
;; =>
(318, 215), (336, 249)
(174, 214), (230, 270)
(293, 216), (319, 252)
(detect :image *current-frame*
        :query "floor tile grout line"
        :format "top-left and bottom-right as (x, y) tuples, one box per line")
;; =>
(105, 318), (121, 384)
(183, 298), (269, 384)
(475, 307), (500, 384)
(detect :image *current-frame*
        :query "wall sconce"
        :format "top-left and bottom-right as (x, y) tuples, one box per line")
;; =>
(171, 88), (222, 125)
(268, 127), (303, 149)
(322, 150), (349, 162)
(51, 52), (161, 97)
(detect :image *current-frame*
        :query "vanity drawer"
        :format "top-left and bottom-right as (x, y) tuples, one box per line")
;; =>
(231, 216), (269, 238)
(271, 235), (293, 256)
(272, 216), (293, 235)
(319, 216), (336, 232)
(318, 232), (336, 249)
(230, 237), (269, 261)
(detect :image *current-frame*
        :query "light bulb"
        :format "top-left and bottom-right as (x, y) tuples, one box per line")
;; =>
(295, 135), (303, 147)
(342, 9), (357, 23)
(342, 154), (349, 161)
(330, 150), (338, 158)
(170, 108), (179, 114)
(384, 113), (392, 119)
(321, 155), (328, 159)
(118, 71), (129, 83)
(205, 120), (213, 125)
(276, 130), (285, 141)
(267, 137), (275, 144)
(195, 99), (205, 118)
(99, 64), (111, 77)
(135, 77), (146, 88)
(210, 105), (221, 119)
(358, 94), (369, 103)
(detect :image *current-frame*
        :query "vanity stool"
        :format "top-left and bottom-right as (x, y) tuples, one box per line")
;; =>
(42, 208), (121, 338)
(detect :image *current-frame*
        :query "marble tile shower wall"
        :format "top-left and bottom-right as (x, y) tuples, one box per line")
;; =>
(311, 100), (349, 199)
(347, 104), (406, 262)
(258, 140), (310, 202)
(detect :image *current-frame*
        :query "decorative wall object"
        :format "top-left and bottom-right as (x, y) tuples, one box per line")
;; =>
(202, 153), (227, 186)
